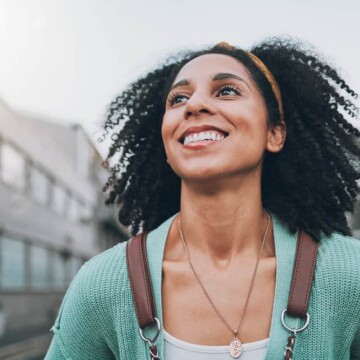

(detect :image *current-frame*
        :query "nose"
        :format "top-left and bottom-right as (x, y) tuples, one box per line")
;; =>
(184, 91), (215, 119)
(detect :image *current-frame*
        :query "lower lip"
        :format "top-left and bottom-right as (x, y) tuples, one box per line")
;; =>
(182, 139), (225, 150)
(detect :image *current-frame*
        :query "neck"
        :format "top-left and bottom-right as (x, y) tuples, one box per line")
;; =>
(177, 176), (275, 265)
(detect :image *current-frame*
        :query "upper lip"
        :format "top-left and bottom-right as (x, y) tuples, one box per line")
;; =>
(179, 125), (229, 143)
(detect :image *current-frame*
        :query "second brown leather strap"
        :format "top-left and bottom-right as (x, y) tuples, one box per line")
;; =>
(286, 230), (318, 318)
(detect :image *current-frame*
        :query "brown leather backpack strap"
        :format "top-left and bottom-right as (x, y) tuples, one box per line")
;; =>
(126, 232), (157, 328)
(287, 230), (319, 318)
(126, 233), (161, 359)
(283, 230), (318, 360)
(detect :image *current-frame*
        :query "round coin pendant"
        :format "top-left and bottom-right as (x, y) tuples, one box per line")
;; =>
(229, 337), (242, 358)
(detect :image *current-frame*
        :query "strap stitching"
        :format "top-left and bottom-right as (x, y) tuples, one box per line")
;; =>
(288, 230), (303, 313)
(139, 232), (152, 323)
(304, 237), (317, 314)
(127, 237), (141, 324)
(288, 231), (317, 316)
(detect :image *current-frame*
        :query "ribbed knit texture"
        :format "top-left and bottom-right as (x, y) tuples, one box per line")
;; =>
(45, 212), (360, 360)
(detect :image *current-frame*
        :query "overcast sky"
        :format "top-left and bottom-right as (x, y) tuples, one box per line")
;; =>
(0, 0), (359, 155)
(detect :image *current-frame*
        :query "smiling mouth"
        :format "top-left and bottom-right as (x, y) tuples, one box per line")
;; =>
(180, 130), (229, 145)
(181, 135), (228, 150)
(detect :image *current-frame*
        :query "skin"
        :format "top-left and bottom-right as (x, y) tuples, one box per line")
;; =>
(161, 54), (286, 345)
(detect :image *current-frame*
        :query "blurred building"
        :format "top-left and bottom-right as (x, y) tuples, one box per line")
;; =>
(0, 99), (128, 359)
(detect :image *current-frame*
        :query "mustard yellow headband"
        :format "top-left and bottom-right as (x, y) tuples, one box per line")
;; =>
(215, 42), (284, 122)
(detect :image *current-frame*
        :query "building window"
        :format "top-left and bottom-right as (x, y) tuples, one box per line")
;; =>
(51, 183), (68, 216)
(30, 244), (48, 289)
(52, 251), (66, 289)
(68, 196), (78, 221)
(29, 165), (50, 205)
(68, 256), (82, 282)
(78, 201), (93, 222)
(0, 143), (26, 190)
(0, 236), (26, 289)
(0, 234), (85, 291)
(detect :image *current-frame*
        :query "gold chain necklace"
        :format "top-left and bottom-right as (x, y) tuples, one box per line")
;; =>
(177, 212), (271, 359)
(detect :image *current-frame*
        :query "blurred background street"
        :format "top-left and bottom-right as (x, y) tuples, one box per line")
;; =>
(0, 100), (129, 359)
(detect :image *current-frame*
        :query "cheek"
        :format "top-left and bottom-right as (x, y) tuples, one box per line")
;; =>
(161, 116), (173, 154)
(161, 113), (169, 137)
(161, 121), (166, 144)
(232, 103), (267, 136)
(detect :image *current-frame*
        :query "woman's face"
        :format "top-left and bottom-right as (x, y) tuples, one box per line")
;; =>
(162, 53), (283, 184)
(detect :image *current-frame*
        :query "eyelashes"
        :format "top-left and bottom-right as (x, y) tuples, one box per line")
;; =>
(167, 83), (242, 106)
(167, 91), (188, 106)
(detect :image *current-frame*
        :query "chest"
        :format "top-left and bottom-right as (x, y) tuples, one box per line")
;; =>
(162, 257), (276, 346)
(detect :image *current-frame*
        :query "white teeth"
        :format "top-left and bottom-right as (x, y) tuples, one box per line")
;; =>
(183, 131), (226, 145)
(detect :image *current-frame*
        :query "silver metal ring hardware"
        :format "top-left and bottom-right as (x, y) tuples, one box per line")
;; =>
(281, 309), (310, 359)
(281, 309), (310, 334)
(139, 317), (161, 346)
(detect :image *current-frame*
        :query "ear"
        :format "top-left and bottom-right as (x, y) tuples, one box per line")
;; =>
(266, 121), (286, 153)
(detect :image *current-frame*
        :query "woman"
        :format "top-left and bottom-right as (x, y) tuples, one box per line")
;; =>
(45, 39), (360, 359)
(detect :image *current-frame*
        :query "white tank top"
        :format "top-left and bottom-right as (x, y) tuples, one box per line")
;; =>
(163, 329), (269, 360)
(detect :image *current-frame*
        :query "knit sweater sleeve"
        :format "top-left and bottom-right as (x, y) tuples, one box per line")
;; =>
(44, 247), (121, 360)
(351, 324), (360, 359)
(45, 335), (67, 360)
(346, 236), (360, 360)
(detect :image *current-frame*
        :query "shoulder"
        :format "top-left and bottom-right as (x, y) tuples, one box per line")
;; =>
(317, 232), (360, 273)
(57, 212), (176, 323)
(65, 240), (133, 309)
(312, 233), (360, 346)
(77, 241), (128, 285)
(53, 240), (133, 329)
(315, 232), (360, 306)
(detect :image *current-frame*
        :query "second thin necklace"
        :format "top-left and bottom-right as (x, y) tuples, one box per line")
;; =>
(177, 213), (271, 359)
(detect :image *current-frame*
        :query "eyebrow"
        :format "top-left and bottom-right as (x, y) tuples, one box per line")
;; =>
(170, 72), (249, 92)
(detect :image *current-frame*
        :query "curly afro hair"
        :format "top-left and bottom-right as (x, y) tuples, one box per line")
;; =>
(99, 37), (360, 241)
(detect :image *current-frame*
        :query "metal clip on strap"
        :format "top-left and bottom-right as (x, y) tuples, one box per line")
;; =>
(282, 230), (318, 360)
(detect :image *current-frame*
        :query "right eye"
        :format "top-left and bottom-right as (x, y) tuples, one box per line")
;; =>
(167, 92), (189, 106)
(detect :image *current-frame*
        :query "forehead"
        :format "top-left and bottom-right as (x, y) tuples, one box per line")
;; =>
(173, 53), (250, 84)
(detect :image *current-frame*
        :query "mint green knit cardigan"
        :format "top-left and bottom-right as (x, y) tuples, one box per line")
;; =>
(45, 212), (360, 360)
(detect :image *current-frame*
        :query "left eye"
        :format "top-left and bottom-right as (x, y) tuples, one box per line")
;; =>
(217, 85), (241, 96)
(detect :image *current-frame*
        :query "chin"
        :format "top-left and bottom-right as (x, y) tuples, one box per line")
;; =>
(180, 167), (227, 183)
